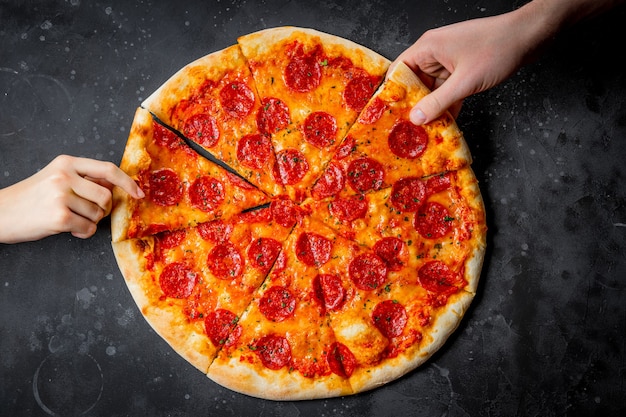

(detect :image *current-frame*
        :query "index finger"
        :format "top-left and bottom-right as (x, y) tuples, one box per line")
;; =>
(72, 157), (144, 199)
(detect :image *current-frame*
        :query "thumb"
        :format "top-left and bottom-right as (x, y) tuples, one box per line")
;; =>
(409, 75), (466, 125)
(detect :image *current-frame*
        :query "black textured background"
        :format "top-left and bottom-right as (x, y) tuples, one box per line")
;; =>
(1, 1), (625, 416)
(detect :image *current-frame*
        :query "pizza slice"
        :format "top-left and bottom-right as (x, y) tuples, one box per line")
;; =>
(111, 107), (270, 242)
(237, 27), (390, 202)
(206, 215), (357, 400)
(141, 44), (284, 197)
(311, 61), (472, 200)
(341, 251), (477, 394)
(303, 167), (487, 294)
(309, 172), (486, 393)
(112, 202), (297, 373)
(282, 213), (481, 395)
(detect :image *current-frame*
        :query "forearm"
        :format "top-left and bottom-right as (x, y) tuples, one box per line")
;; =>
(529, 0), (626, 28)
(504, 0), (623, 66)
(0, 186), (16, 243)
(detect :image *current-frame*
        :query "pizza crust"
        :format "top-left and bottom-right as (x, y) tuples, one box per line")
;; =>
(111, 107), (153, 242)
(112, 239), (216, 373)
(348, 290), (474, 394)
(208, 356), (353, 400)
(238, 26), (390, 76)
(141, 44), (245, 122)
(455, 166), (488, 294)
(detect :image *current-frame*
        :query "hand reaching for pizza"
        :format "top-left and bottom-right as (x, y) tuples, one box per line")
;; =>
(395, 0), (621, 125)
(0, 155), (144, 244)
(393, 12), (531, 125)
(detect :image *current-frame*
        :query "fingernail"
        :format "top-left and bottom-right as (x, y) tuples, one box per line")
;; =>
(136, 187), (145, 198)
(410, 108), (426, 125)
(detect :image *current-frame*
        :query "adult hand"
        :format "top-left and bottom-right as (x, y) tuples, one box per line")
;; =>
(0, 155), (143, 243)
(390, 0), (619, 124)
(393, 10), (539, 125)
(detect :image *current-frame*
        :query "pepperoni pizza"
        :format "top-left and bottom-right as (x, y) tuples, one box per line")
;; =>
(111, 26), (487, 400)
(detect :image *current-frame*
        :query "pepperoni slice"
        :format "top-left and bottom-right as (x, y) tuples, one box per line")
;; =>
(207, 243), (244, 280)
(390, 177), (427, 212)
(329, 195), (369, 222)
(388, 120), (428, 159)
(259, 286), (296, 322)
(237, 133), (272, 169)
(182, 113), (220, 148)
(159, 262), (198, 299)
(327, 342), (357, 378)
(311, 161), (345, 200)
(204, 309), (241, 347)
(344, 75), (380, 112)
(255, 334), (292, 370)
(273, 148), (309, 186)
(346, 157), (384, 192)
(284, 48), (322, 93)
(219, 81), (255, 118)
(247, 237), (282, 274)
(414, 201), (453, 239)
(358, 97), (386, 125)
(189, 176), (225, 213)
(257, 97), (290, 134)
(197, 219), (233, 243)
(372, 300), (407, 339)
(303, 111), (337, 148)
(373, 237), (407, 272)
(312, 273), (345, 311)
(417, 260), (464, 295)
(349, 252), (387, 291)
(270, 198), (299, 228)
(148, 168), (183, 206)
(295, 232), (333, 267)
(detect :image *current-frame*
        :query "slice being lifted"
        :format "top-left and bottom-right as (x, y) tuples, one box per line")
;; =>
(238, 27), (390, 202)
(111, 107), (269, 242)
(141, 45), (284, 197)
(311, 61), (472, 201)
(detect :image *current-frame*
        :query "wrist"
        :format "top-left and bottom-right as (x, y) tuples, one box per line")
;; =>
(504, 0), (569, 66)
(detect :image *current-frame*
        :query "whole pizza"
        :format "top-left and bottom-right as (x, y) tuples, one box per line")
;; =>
(110, 26), (487, 400)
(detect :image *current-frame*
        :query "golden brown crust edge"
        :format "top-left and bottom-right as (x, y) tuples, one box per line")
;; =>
(237, 26), (390, 76)
(207, 356), (353, 401)
(112, 239), (214, 373)
(111, 107), (153, 243)
(349, 167), (486, 394)
(456, 166), (488, 295)
(348, 291), (474, 394)
(141, 44), (245, 124)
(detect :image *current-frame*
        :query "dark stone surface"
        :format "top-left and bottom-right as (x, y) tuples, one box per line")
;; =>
(1, 1), (625, 416)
